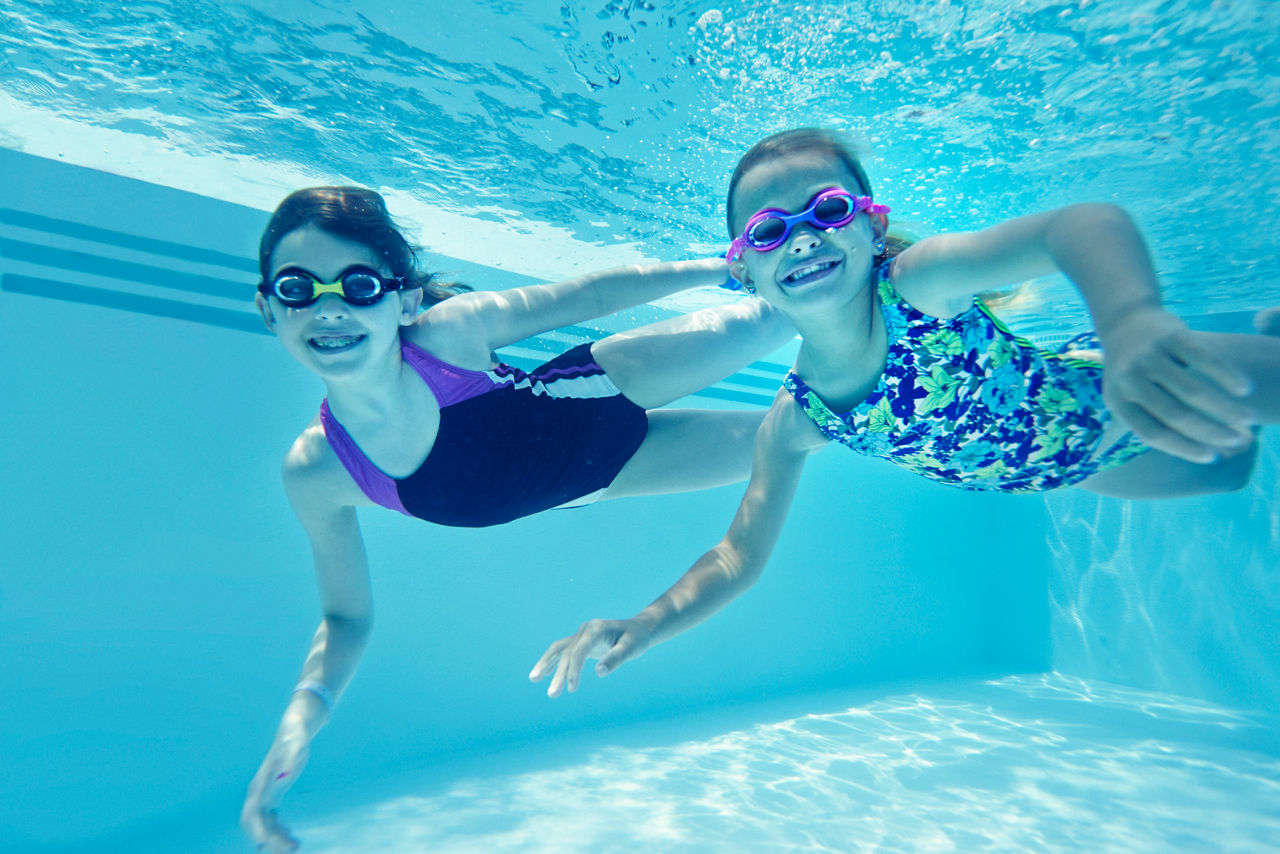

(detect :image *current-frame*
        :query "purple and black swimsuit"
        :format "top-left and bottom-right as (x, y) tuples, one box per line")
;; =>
(320, 341), (649, 527)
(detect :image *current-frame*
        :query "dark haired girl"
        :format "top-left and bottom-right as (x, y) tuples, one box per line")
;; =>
(242, 186), (795, 851)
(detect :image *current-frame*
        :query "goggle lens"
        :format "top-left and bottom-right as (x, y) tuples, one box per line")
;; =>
(747, 217), (787, 247)
(813, 194), (856, 225)
(338, 271), (384, 303)
(274, 273), (321, 303)
(265, 266), (401, 307)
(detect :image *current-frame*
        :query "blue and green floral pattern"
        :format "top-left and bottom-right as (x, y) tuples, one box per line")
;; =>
(783, 266), (1148, 493)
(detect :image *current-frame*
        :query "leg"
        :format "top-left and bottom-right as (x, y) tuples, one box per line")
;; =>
(591, 299), (795, 410)
(1079, 327), (1278, 498)
(601, 408), (766, 499)
(1205, 329), (1280, 421)
(1078, 441), (1258, 499)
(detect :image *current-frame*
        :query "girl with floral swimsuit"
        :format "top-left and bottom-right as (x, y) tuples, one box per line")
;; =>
(532, 127), (1280, 696)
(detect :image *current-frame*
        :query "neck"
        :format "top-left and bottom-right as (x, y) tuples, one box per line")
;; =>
(788, 280), (883, 379)
(321, 337), (414, 423)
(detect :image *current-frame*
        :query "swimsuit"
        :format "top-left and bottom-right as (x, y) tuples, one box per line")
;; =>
(784, 266), (1148, 493)
(320, 341), (648, 527)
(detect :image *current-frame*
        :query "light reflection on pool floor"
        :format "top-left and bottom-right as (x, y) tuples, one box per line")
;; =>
(303, 674), (1280, 853)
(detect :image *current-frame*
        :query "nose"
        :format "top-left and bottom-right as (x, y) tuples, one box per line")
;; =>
(312, 292), (349, 319)
(787, 224), (822, 253)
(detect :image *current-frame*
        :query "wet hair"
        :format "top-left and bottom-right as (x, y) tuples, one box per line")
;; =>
(258, 186), (470, 307)
(726, 128), (910, 263)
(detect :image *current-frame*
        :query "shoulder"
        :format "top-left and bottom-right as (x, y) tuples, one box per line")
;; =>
(884, 243), (975, 319)
(762, 387), (831, 456)
(281, 416), (369, 512)
(401, 298), (497, 369)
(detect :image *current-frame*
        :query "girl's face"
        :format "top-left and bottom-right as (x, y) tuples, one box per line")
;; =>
(729, 151), (886, 317)
(256, 224), (421, 380)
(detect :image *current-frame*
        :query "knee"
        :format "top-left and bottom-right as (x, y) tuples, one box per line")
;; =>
(1200, 442), (1259, 493)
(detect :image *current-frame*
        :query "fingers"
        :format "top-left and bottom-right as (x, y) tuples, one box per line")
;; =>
(1163, 330), (1254, 398)
(1116, 378), (1253, 450)
(533, 619), (651, 696)
(1107, 333), (1258, 461)
(548, 626), (595, 697)
(1123, 340), (1255, 427)
(528, 638), (569, 683)
(1111, 402), (1222, 463)
(538, 620), (619, 698)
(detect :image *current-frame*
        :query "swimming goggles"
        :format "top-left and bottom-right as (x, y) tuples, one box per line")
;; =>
(260, 265), (405, 307)
(726, 188), (890, 263)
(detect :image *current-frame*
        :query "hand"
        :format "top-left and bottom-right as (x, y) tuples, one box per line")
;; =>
(529, 618), (654, 697)
(1101, 310), (1255, 462)
(241, 721), (311, 853)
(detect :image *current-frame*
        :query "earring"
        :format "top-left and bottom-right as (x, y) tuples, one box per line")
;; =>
(873, 238), (886, 254)
(744, 280), (756, 295)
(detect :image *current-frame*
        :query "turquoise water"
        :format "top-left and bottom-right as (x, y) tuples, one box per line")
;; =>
(2, 1), (1279, 852)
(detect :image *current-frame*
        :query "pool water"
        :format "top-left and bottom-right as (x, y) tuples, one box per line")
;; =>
(1, 2), (1278, 852)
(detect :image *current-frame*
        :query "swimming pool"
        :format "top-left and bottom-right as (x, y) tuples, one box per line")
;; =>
(2, 1), (1278, 851)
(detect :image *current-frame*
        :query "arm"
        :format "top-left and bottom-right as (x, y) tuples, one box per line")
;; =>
(413, 257), (731, 363)
(241, 445), (374, 854)
(530, 393), (825, 696)
(894, 203), (1255, 461)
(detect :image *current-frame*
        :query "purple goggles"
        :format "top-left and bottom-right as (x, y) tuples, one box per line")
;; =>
(726, 188), (890, 263)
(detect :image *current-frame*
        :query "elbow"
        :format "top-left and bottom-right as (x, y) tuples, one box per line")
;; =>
(720, 543), (767, 589)
(1045, 202), (1141, 260)
(324, 612), (374, 640)
(1057, 202), (1135, 234)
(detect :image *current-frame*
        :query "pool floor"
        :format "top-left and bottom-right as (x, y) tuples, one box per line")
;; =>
(288, 674), (1280, 853)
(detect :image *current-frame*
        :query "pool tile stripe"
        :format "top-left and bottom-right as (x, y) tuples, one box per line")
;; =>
(0, 236), (253, 300)
(0, 207), (258, 274)
(1, 273), (268, 335)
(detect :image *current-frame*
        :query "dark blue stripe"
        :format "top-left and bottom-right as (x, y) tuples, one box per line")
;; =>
(726, 371), (784, 390)
(0, 208), (258, 273)
(694, 386), (775, 406)
(0, 237), (255, 300)
(1, 273), (268, 335)
(498, 354), (773, 406)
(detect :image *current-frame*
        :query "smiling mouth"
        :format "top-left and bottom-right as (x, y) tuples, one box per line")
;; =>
(781, 259), (840, 286)
(308, 334), (365, 353)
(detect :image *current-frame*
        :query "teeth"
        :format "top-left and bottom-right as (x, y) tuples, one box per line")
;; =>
(311, 336), (361, 350)
(785, 261), (835, 283)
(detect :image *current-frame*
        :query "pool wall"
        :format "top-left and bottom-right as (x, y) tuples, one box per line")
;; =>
(1045, 439), (1280, 712)
(2, 148), (1268, 851)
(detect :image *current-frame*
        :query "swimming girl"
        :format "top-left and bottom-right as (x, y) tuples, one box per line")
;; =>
(530, 127), (1280, 698)
(240, 186), (795, 852)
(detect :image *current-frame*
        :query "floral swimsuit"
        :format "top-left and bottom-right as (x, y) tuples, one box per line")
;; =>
(783, 266), (1148, 493)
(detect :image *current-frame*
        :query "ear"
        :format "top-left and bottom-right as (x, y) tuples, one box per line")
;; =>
(729, 258), (752, 289)
(254, 292), (277, 333)
(398, 287), (425, 325)
(869, 212), (888, 243)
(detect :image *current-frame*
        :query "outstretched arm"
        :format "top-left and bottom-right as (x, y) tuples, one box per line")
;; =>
(416, 257), (733, 361)
(241, 445), (375, 854)
(530, 393), (825, 696)
(893, 204), (1255, 462)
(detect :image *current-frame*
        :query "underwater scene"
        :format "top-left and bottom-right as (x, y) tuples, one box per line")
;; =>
(2, 1), (1278, 851)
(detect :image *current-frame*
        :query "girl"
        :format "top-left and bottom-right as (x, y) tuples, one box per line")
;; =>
(531, 127), (1280, 698)
(241, 186), (795, 852)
